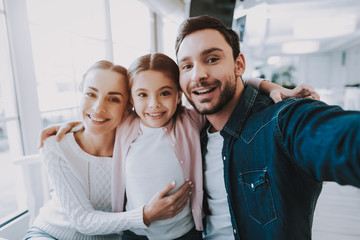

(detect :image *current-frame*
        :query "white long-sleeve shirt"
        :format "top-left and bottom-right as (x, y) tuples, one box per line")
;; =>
(32, 133), (146, 240)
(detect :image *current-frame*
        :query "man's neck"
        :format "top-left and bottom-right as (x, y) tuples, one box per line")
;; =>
(206, 84), (244, 133)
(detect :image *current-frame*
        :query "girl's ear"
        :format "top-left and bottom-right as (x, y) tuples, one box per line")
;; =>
(177, 91), (183, 104)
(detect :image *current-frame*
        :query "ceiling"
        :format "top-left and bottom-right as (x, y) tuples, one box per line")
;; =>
(233, 0), (360, 61)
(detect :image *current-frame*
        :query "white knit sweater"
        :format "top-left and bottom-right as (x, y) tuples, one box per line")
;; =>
(32, 133), (146, 240)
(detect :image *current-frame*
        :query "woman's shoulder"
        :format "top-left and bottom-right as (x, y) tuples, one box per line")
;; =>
(42, 133), (74, 156)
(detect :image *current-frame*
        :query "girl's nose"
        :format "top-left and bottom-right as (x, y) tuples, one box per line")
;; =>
(149, 96), (160, 109)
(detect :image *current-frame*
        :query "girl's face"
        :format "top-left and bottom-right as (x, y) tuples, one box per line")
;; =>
(80, 69), (129, 136)
(131, 70), (181, 128)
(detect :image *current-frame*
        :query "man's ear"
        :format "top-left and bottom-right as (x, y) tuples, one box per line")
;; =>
(235, 53), (246, 76)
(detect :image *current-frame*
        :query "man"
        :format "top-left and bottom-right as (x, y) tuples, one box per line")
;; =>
(175, 15), (360, 239)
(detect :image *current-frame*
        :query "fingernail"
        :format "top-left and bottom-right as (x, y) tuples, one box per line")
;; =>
(171, 180), (175, 186)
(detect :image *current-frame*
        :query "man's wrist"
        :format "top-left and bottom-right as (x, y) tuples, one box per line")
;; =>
(142, 205), (151, 227)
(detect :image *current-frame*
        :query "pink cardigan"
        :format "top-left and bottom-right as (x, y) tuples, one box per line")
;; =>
(112, 108), (206, 231)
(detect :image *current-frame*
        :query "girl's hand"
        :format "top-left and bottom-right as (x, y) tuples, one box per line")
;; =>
(143, 180), (192, 226)
(260, 81), (320, 103)
(38, 121), (83, 148)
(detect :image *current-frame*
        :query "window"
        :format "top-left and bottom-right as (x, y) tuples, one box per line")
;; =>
(110, 0), (152, 68)
(0, 5), (25, 221)
(27, 0), (109, 127)
(162, 16), (181, 61)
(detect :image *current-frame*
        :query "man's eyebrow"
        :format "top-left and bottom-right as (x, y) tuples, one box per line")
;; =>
(201, 47), (223, 56)
(178, 47), (223, 63)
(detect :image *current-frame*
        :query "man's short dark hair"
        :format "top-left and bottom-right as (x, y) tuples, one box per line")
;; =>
(175, 15), (241, 61)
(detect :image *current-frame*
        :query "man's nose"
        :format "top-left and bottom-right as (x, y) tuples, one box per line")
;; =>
(191, 63), (208, 83)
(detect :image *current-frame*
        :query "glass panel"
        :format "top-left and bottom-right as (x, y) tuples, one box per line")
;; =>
(27, 0), (107, 122)
(110, 0), (151, 67)
(0, 13), (24, 220)
(163, 17), (181, 61)
(41, 108), (80, 128)
(27, 0), (106, 39)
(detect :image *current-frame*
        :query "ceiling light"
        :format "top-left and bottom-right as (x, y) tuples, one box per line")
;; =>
(282, 41), (320, 54)
(293, 15), (357, 39)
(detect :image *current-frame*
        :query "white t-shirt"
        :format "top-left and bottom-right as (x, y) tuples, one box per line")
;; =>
(203, 129), (233, 239)
(125, 122), (194, 240)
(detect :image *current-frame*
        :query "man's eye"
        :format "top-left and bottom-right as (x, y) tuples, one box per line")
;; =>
(207, 57), (219, 63)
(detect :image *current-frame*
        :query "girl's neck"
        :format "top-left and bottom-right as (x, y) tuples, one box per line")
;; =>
(74, 129), (115, 157)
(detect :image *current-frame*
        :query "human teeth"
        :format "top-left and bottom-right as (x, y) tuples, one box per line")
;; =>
(148, 113), (162, 117)
(196, 88), (211, 94)
(90, 116), (106, 122)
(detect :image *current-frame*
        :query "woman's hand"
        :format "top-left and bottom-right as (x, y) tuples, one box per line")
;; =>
(38, 121), (83, 148)
(260, 81), (320, 103)
(142, 180), (192, 226)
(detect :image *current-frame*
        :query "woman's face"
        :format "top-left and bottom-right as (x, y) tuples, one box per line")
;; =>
(80, 69), (129, 136)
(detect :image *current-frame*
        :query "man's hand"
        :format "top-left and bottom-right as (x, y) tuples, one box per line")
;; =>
(38, 121), (82, 148)
(143, 181), (192, 226)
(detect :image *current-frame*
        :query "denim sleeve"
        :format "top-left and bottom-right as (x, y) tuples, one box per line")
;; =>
(278, 99), (360, 186)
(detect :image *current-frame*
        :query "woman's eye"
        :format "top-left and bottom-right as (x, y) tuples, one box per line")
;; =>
(139, 93), (147, 98)
(85, 92), (95, 97)
(109, 97), (120, 103)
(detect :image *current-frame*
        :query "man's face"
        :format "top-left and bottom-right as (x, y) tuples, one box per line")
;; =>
(177, 29), (244, 115)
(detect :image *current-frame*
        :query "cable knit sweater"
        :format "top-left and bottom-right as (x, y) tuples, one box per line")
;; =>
(32, 133), (146, 240)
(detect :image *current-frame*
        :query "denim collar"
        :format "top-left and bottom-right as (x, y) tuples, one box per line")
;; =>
(220, 85), (258, 139)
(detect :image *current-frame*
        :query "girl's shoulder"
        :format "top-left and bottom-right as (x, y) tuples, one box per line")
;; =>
(176, 106), (207, 129)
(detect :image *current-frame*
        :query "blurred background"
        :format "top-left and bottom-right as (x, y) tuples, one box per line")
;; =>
(0, 0), (360, 239)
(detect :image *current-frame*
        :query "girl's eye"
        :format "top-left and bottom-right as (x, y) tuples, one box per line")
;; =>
(138, 93), (147, 98)
(207, 57), (219, 63)
(160, 91), (171, 96)
(182, 64), (192, 70)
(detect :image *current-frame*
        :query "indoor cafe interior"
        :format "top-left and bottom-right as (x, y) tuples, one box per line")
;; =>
(0, 0), (360, 239)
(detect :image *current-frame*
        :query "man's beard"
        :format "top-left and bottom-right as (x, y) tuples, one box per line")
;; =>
(186, 78), (237, 115)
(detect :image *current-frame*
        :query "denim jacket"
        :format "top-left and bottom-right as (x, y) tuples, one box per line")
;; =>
(200, 85), (360, 240)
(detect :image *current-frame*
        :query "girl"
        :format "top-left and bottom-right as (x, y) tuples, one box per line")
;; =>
(25, 60), (191, 240)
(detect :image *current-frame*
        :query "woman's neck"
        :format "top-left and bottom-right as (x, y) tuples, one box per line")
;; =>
(74, 129), (115, 157)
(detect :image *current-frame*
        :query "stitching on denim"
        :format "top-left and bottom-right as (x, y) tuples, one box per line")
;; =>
(223, 88), (258, 138)
(241, 98), (297, 144)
